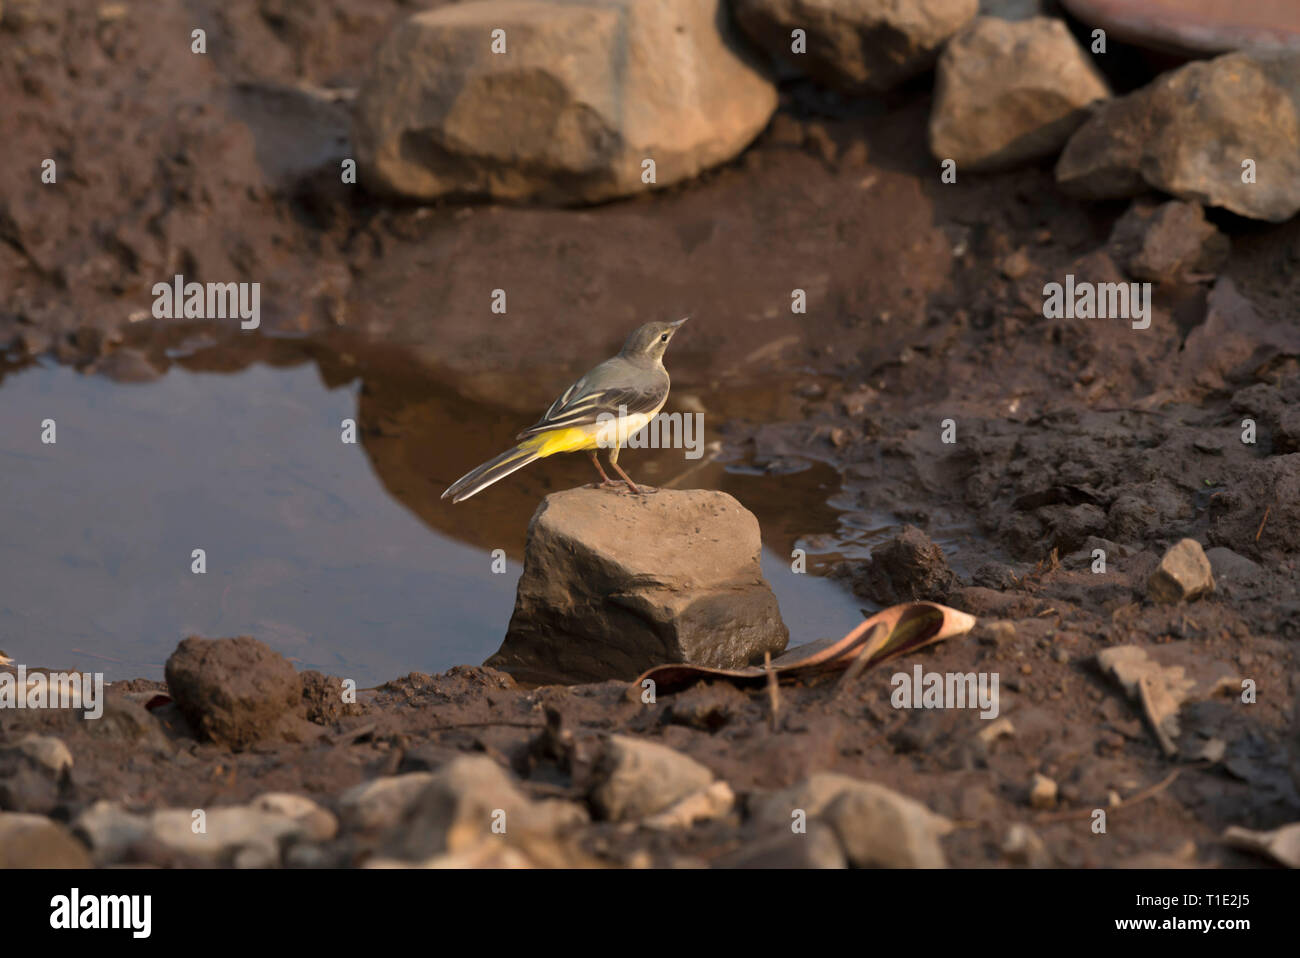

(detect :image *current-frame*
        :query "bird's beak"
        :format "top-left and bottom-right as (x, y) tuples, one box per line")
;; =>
(670, 316), (690, 328)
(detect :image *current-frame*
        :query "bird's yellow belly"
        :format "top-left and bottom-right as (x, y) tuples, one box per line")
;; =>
(527, 411), (659, 458)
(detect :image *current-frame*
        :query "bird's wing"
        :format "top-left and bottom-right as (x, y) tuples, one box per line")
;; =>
(516, 361), (667, 439)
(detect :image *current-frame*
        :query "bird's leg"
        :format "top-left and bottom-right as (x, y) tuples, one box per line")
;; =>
(588, 450), (616, 487)
(608, 445), (641, 494)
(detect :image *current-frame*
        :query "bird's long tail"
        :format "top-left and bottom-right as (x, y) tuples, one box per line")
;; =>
(441, 441), (544, 503)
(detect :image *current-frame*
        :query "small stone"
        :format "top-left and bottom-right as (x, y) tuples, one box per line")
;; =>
(643, 781), (735, 829)
(18, 735), (73, 775)
(72, 801), (150, 864)
(999, 248), (1032, 279)
(822, 783), (953, 868)
(149, 806), (308, 865)
(1148, 538), (1216, 603)
(714, 823), (847, 868)
(384, 756), (587, 860)
(1029, 773), (1058, 809)
(979, 620), (1017, 645)
(1003, 823), (1050, 865)
(976, 716), (1016, 748)
(0, 813), (92, 868)
(338, 773), (434, 832)
(589, 735), (716, 822)
(251, 793), (338, 842)
(752, 773), (952, 868)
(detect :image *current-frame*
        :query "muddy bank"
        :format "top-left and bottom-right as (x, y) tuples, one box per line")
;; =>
(3, 0), (1300, 869)
(0, 621), (1294, 868)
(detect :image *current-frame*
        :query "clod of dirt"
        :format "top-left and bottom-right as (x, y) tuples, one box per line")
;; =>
(301, 669), (366, 725)
(667, 681), (751, 731)
(853, 525), (957, 605)
(163, 636), (303, 749)
(1148, 538), (1216, 603)
(1109, 198), (1230, 283)
(488, 488), (789, 684)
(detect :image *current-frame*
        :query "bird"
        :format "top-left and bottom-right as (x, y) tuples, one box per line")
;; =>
(441, 317), (688, 504)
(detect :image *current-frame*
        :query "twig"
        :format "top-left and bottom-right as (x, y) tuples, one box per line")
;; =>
(1029, 768), (1183, 825)
(764, 652), (781, 731)
(1256, 505), (1271, 542)
(424, 720), (544, 733)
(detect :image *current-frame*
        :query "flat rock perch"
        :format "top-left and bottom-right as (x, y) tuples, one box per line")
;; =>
(486, 488), (789, 684)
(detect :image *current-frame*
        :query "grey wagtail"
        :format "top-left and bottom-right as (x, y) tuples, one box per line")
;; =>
(441, 317), (688, 503)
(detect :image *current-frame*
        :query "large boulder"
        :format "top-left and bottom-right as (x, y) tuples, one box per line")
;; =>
(929, 16), (1110, 171)
(353, 0), (778, 205)
(487, 487), (789, 683)
(732, 0), (977, 94)
(1056, 52), (1300, 222)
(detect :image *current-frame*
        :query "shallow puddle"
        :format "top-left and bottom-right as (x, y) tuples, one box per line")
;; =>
(1, 332), (873, 686)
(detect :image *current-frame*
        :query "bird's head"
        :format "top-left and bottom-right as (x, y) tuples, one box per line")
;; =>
(620, 316), (688, 363)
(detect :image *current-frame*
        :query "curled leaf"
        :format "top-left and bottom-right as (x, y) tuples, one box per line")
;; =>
(633, 602), (977, 694)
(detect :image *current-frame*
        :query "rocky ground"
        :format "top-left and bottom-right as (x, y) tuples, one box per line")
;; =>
(2, 0), (1300, 867)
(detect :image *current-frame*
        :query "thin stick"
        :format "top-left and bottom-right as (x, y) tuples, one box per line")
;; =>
(422, 720), (544, 733)
(1256, 505), (1271, 542)
(764, 651), (781, 731)
(1029, 768), (1182, 825)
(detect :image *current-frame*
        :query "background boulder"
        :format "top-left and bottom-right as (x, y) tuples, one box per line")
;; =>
(354, 0), (778, 204)
(732, 0), (977, 94)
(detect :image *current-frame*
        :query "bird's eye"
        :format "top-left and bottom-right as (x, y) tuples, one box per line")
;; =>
(660, 334), (668, 342)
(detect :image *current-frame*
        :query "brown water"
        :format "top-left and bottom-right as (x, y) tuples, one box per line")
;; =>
(0, 331), (875, 686)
